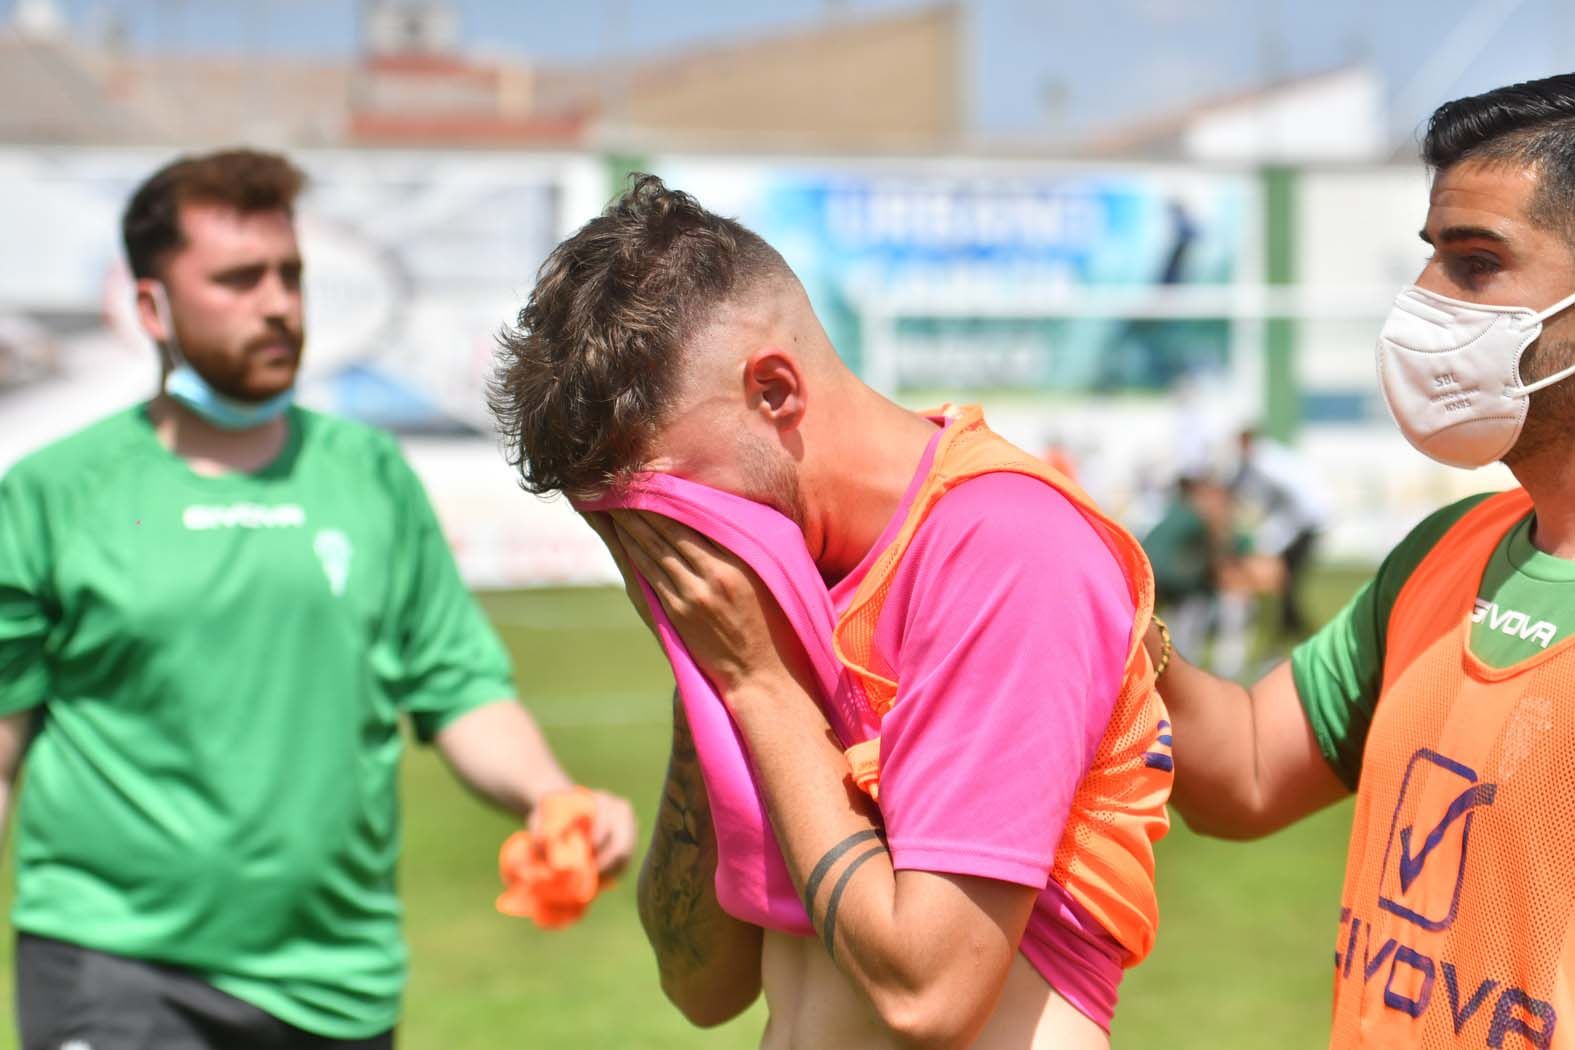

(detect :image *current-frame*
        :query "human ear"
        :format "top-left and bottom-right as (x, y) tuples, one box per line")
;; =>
(742, 349), (806, 431)
(134, 278), (172, 345)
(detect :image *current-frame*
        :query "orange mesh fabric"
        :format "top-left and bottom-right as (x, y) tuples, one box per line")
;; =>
(831, 405), (1172, 963)
(1329, 489), (1575, 1049)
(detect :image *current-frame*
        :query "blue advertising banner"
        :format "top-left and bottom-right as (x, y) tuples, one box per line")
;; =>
(653, 161), (1255, 395)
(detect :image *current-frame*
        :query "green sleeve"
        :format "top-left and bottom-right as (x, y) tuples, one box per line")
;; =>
(382, 444), (517, 743)
(0, 467), (55, 716)
(1289, 492), (1494, 789)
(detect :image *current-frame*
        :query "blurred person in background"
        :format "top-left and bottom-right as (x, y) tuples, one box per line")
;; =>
(1146, 74), (1575, 1047)
(1143, 472), (1229, 660)
(1229, 424), (1330, 638)
(0, 148), (635, 1050)
(492, 175), (1173, 1049)
(1143, 472), (1283, 680)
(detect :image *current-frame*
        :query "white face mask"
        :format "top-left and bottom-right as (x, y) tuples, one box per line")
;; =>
(1376, 284), (1575, 468)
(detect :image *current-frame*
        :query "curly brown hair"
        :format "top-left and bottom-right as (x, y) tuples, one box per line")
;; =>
(122, 148), (307, 279)
(490, 173), (791, 498)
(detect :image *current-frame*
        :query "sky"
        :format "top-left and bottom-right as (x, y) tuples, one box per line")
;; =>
(4, 0), (1573, 146)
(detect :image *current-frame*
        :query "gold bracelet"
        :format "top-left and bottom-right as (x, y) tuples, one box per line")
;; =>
(1151, 615), (1173, 680)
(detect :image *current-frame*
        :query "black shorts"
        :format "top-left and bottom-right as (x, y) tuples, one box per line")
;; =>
(15, 934), (395, 1050)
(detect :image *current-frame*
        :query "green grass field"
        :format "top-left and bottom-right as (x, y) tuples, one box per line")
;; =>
(0, 570), (1368, 1048)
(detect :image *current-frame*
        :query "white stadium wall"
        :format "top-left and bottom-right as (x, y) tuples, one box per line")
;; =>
(0, 149), (1512, 586)
(0, 147), (623, 588)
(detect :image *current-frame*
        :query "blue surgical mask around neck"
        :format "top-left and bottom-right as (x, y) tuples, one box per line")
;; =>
(151, 282), (296, 431)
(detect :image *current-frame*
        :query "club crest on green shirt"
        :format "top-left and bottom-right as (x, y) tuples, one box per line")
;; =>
(313, 528), (353, 597)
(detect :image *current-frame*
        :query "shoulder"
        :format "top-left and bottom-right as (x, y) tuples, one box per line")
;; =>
(1377, 492), (1497, 585)
(2, 408), (151, 495)
(294, 408), (419, 487)
(903, 472), (1130, 604)
(921, 472), (1115, 563)
(1400, 491), (1497, 543)
(295, 407), (404, 461)
(1288, 491), (1498, 761)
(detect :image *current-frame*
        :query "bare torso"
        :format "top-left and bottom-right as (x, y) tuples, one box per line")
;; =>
(757, 930), (1111, 1050)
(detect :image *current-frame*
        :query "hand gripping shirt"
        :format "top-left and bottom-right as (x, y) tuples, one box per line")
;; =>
(594, 408), (1171, 1031)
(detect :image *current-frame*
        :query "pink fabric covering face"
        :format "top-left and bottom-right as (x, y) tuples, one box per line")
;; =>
(577, 475), (878, 935)
(580, 440), (1135, 1030)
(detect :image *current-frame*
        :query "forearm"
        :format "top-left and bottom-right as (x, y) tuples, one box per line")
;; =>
(638, 695), (762, 1026)
(434, 700), (573, 818)
(0, 710), (31, 850)
(1148, 626), (1345, 838)
(728, 676), (1017, 1047)
(1149, 649), (1271, 837)
(600, 510), (1020, 1043)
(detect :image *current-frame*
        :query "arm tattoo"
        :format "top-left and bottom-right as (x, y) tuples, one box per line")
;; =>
(637, 697), (725, 977)
(802, 829), (889, 962)
(819, 843), (885, 960)
(800, 829), (882, 914)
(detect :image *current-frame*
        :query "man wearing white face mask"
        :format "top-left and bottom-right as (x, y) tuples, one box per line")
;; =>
(0, 149), (637, 1049)
(1141, 74), (1575, 1048)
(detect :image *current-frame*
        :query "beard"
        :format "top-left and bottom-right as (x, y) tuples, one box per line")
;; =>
(737, 433), (806, 527)
(1506, 335), (1575, 467)
(171, 322), (304, 403)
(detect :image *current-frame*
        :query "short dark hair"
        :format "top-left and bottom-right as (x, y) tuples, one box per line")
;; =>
(490, 173), (792, 498)
(122, 148), (306, 279)
(1423, 74), (1575, 239)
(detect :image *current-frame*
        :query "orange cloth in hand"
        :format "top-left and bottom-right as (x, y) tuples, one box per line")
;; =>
(496, 787), (603, 929)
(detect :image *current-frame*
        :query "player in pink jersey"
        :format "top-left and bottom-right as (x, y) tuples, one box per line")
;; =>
(491, 175), (1172, 1048)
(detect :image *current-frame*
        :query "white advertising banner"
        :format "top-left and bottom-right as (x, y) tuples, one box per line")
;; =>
(0, 147), (613, 587)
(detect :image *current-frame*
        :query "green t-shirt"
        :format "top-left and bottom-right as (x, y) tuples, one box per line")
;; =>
(1143, 498), (1252, 604)
(1144, 500), (1215, 601)
(1291, 492), (1575, 789)
(0, 406), (514, 1037)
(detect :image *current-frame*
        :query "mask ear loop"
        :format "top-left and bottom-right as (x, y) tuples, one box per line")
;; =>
(150, 282), (190, 371)
(1508, 357), (1575, 398)
(1531, 287), (1575, 325)
(1506, 287), (1575, 398)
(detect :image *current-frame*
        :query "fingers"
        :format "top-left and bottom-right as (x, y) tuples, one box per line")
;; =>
(591, 792), (638, 880)
(588, 506), (766, 648)
(584, 511), (638, 583)
(611, 510), (757, 615)
(621, 511), (733, 570)
(609, 510), (692, 585)
(583, 509), (618, 556)
(609, 514), (683, 610)
(583, 511), (655, 631)
(524, 788), (636, 878)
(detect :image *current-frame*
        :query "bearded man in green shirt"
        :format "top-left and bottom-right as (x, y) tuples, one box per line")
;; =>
(0, 148), (637, 1050)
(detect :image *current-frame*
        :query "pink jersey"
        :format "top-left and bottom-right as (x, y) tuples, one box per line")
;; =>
(826, 424), (1137, 1029)
(585, 420), (1138, 1028)
(576, 479), (877, 936)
